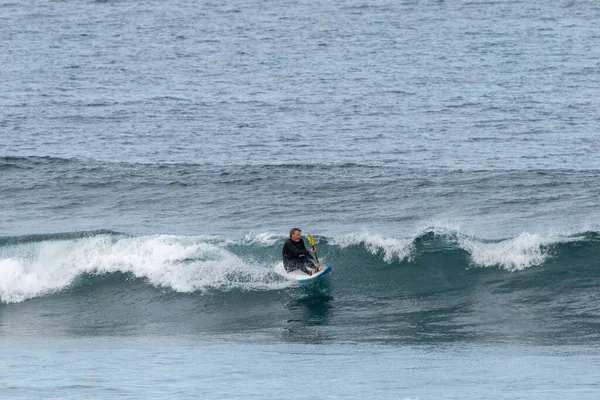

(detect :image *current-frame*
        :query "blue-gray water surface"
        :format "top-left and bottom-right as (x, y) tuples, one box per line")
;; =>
(2, 0), (600, 398)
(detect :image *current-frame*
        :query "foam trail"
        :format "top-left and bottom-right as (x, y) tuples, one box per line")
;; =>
(0, 234), (288, 304)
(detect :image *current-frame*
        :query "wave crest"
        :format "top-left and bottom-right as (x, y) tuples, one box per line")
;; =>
(1, 229), (596, 303)
(459, 232), (558, 271)
(0, 234), (287, 304)
(331, 232), (415, 262)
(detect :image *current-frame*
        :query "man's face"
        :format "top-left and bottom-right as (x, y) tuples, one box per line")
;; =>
(291, 230), (301, 242)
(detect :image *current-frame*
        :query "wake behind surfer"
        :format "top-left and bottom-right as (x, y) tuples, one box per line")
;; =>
(282, 228), (323, 276)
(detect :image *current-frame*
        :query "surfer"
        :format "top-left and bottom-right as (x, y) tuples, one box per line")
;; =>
(283, 228), (323, 276)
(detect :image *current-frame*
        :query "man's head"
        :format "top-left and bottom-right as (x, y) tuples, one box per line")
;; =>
(290, 228), (301, 242)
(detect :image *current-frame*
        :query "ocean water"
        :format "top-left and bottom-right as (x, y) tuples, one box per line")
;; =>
(2, 0), (600, 398)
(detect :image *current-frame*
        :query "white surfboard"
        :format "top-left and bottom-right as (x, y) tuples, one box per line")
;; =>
(275, 263), (332, 283)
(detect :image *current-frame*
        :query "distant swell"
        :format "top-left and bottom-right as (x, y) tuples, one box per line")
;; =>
(1, 229), (598, 304)
(0, 155), (76, 165)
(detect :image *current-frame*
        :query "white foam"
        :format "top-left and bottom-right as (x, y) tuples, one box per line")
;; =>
(331, 232), (414, 263)
(239, 232), (280, 246)
(459, 232), (561, 271)
(0, 235), (290, 304)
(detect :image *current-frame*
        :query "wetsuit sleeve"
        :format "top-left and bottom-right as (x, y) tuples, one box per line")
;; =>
(299, 239), (316, 261)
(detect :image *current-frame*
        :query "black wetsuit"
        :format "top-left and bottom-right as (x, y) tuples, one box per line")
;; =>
(282, 238), (316, 274)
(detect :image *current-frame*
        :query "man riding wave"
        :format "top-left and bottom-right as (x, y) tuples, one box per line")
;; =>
(282, 228), (324, 276)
